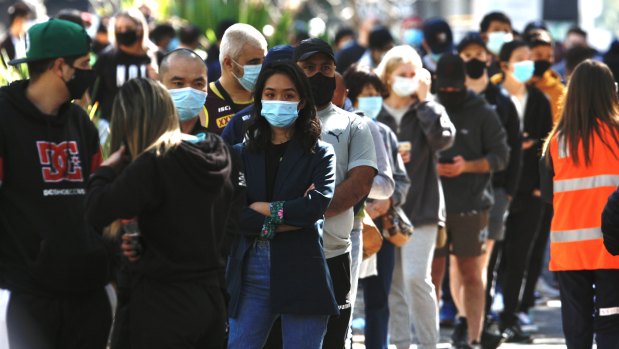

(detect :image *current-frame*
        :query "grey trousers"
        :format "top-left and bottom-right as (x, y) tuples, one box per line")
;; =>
(388, 224), (440, 349)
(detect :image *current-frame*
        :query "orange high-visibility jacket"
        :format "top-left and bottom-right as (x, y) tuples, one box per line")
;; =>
(549, 124), (619, 271)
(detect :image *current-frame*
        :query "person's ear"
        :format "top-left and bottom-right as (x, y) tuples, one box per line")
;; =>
(298, 99), (307, 110)
(500, 62), (509, 71)
(52, 57), (66, 78)
(223, 56), (234, 71)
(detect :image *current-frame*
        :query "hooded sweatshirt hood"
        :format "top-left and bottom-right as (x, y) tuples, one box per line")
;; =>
(171, 134), (232, 191)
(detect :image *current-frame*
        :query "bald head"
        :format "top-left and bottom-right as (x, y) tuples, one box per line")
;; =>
(159, 48), (208, 91)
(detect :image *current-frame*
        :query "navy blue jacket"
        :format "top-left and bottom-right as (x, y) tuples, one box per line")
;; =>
(221, 105), (253, 146)
(227, 138), (339, 317)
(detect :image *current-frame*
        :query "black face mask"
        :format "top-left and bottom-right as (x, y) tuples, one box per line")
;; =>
(533, 60), (552, 77)
(65, 67), (97, 100)
(438, 90), (467, 110)
(116, 30), (139, 46)
(465, 59), (486, 79)
(308, 73), (336, 107)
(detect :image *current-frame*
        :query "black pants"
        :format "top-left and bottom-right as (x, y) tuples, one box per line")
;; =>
(485, 240), (503, 317)
(6, 287), (112, 349)
(499, 194), (543, 325)
(360, 240), (395, 349)
(557, 269), (619, 349)
(521, 203), (553, 312)
(110, 277), (227, 349)
(323, 252), (352, 349)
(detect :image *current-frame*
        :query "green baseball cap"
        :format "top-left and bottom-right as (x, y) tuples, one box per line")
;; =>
(8, 19), (90, 66)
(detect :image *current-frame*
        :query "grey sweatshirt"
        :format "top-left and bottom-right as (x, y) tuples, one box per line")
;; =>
(377, 100), (455, 226)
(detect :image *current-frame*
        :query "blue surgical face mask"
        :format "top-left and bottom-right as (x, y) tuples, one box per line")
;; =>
(261, 100), (299, 128)
(169, 87), (207, 122)
(166, 37), (179, 52)
(487, 31), (514, 55)
(233, 60), (262, 91)
(403, 29), (423, 47)
(430, 52), (442, 63)
(512, 60), (534, 83)
(357, 96), (383, 120)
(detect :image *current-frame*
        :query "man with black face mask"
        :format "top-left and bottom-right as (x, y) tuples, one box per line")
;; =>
(295, 38), (378, 348)
(435, 53), (509, 349)
(525, 29), (565, 123)
(0, 19), (112, 349)
(458, 33), (522, 349)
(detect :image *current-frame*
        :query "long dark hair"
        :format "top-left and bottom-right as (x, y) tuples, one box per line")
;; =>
(543, 60), (619, 166)
(246, 61), (321, 153)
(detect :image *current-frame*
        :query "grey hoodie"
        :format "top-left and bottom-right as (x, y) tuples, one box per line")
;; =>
(377, 100), (455, 227)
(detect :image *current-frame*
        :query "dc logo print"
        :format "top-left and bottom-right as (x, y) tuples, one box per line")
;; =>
(36, 141), (83, 182)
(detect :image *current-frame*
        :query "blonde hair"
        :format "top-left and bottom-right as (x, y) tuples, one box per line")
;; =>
(108, 9), (159, 70)
(110, 77), (182, 161)
(375, 45), (423, 86)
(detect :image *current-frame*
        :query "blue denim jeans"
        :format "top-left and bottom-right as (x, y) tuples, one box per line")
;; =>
(228, 240), (329, 349)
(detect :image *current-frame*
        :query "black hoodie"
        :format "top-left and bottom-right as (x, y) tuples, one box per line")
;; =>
(438, 90), (510, 213)
(85, 136), (235, 283)
(0, 80), (111, 296)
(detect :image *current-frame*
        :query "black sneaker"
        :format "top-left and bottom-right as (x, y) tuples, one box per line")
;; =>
(502, 322), (532, 343)
(456, 341), (481, 349)
(480, 327), (506, 349)
(451, 316), (469, 346)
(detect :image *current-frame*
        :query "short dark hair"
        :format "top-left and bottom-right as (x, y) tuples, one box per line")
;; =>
(27, 55), (80, 81)
(55, 8), (84, 27)
(499, 40), (528, 63)
(480, 11), (512, 33)
(343, 64), (388, 104)
(179, 24), (202, 45)
(567, 26), (587, 39)
(525, 30), (553, 49)
(246, 62), (321, 154)
(335, 27), (355, 46)
(8, 2), (32, 26)
(150, 24), (176, 45)
(565, 46), (596, 76)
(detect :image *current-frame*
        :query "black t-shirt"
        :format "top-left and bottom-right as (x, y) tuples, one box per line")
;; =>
(93, 47), (151, 120)
(265, 141), (289, 201)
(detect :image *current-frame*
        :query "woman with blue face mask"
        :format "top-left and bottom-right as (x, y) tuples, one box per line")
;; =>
(492, 39), (554, 341)
(227, 62), (339, 349)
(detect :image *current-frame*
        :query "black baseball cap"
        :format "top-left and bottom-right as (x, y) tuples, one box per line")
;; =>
(294, 38), (335, 62)
(435, 53), (466, 90)
(457, 32), (487, 53)
(423, 17), (453, 54)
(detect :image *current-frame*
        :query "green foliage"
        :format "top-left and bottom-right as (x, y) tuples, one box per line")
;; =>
(0, 50), (29, 86)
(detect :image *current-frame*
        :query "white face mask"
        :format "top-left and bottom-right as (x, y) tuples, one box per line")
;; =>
(391, 76), (419, 97)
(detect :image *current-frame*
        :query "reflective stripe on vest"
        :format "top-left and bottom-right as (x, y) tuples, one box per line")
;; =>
(554, 174), (619, 193)
(548, 125), (619, 271)
(550, 227), (602, 243)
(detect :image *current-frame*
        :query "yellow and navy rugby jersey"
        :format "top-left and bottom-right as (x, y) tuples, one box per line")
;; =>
(203, 80), (252, 135)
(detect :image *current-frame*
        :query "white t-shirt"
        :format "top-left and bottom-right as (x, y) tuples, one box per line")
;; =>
(318, 103), (378, 259)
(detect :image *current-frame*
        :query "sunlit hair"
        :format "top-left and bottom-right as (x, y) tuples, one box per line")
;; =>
(108, 8), (158, 53)
(219, 23), (268, 66)
(375, 45), (422, 88)
(110, 77), (182, 161)
(543, 60), (619, 166)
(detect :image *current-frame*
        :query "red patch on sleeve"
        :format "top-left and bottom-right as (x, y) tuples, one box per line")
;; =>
(91, 148), (103, 173)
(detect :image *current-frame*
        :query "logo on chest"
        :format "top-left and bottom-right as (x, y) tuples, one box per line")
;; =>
(327, 130), (344, 143)
(36, 141), (84, 182)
